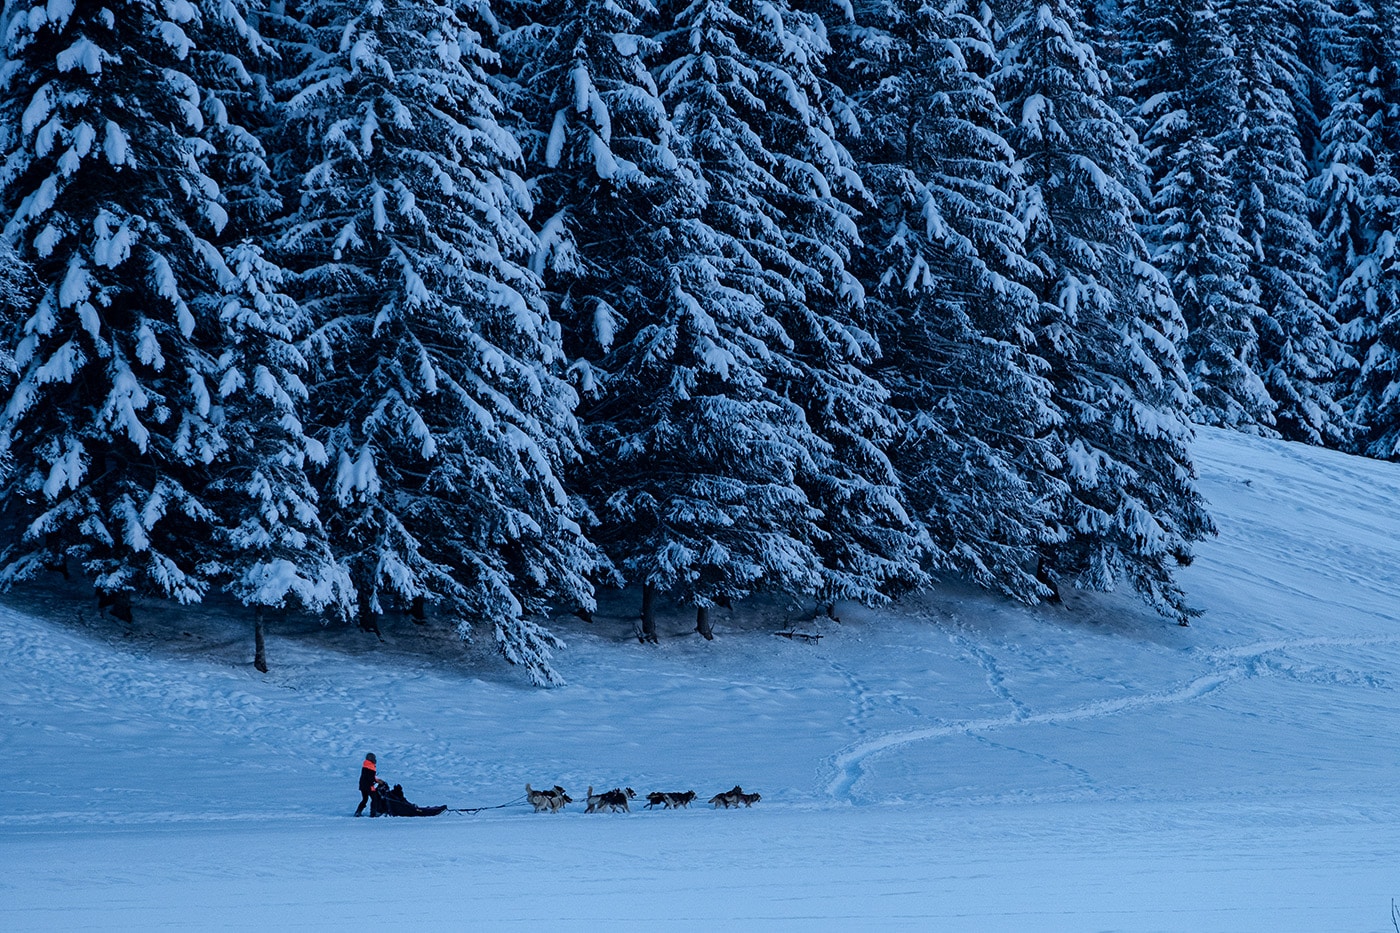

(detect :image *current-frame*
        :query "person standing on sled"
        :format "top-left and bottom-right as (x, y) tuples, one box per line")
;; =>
(354, 753), (378, 816)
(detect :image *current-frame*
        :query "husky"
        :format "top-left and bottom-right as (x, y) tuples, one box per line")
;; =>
(602, 787), (636, 812)
(585, 786), (636, 813)
(583, 786), (605, 813)
(709, 785), (758, 808)
(525, 783), (571, 813)
(645, 790), (697, 810)
(708, 785), (743, 808)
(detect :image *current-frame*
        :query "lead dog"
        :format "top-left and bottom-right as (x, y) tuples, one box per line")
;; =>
(708, 785), (742, 808)
(525, 783), (571, 813)
(708, 785), (760, 808)
(645, 790), (697, 810)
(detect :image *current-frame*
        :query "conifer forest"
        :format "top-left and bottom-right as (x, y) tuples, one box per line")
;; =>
(1, 0), (1396, 684)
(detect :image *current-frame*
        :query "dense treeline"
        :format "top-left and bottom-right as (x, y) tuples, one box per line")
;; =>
(0, 0), (1393, 683)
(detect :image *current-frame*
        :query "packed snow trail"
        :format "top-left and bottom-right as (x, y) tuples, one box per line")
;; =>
(825, 668), (1238, 801)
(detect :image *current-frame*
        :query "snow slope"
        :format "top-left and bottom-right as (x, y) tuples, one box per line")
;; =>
(4, 427), (1400, 931)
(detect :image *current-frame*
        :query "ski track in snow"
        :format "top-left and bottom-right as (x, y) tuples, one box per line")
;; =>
(947, 629), (1034, 722)
(824, 632), (1400, 802)
(825, 667), (1234, 801)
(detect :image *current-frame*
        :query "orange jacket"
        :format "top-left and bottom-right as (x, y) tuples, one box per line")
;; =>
(358, 759), (377, 793)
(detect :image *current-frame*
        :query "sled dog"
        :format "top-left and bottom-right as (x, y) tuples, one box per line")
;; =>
(645, 790), (697, 810)
(525, 783), (571, 813)
(708, 785), (743, 808)
(585, 786), (635, 813)
(602, 787), (636, 812)
(709, 785), (759, 808)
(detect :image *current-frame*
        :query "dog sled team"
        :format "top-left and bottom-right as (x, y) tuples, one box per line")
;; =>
(355, 752), (758, 818)
(526, 782), (759, 813)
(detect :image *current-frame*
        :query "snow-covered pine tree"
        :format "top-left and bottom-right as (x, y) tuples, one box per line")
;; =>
(243, 0), (322, 93)
(498, 0), (682, 632)
(518, 0), (830, 640)
(1289, 0), (1338, 168)
(994, 0), (1214, 621)
(1315, 0), (1400, 457)
(1152, 134), (1272, 429)
(1078, 0), (1138, 124)
(1314, 0), (1394, 292)
(835, 0), (1060, 601)
(499, 0), (666, 379)
(649, 0), (927, 618)
(188, 0), (283, 234)
(1222, 0), (1351, 445)
(0, 237), (29, 309)
(177, 1), (356, 667)
(504, 0), (726, 641)
(509, 0), (859, 637)
(511, 0), (897, 639)
(1345, 163), (1400, 459)
(0, 0), (240, 606)
(1132, 0), (1274, 430)
(0, 239), (26, 382)
(202, 242), (353, 669)
(277, 0), (597, 684)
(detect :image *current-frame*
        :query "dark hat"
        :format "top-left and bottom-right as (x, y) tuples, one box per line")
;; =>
(366, 752), (376, 763)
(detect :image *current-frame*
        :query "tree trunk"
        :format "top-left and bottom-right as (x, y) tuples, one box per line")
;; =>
(696, 605), (714, 641)
(640, 583), (658, 644)
(254, 608), (268, 673)
(358, 593), (383, 639)
(45, 532), (68, 579)
(98, 588), (133, 624)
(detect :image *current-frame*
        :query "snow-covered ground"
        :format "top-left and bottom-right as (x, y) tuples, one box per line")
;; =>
(5, 426), (1400, 931)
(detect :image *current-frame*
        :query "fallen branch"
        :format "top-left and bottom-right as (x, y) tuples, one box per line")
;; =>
(774, 630), (822, 643)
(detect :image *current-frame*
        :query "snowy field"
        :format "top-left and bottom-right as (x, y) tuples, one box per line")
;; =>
(5, 426), (1400, 931)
